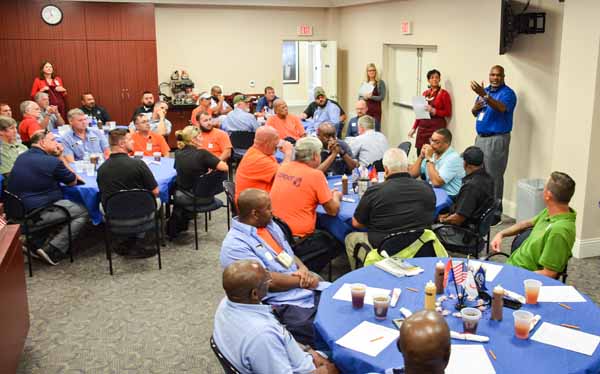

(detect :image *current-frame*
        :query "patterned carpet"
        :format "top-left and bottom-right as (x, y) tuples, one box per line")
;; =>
(17, 207), (600, 373)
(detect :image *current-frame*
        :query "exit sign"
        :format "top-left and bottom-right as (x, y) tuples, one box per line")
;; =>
(400, 21), (412, 35)
(297, 24), (313, 36)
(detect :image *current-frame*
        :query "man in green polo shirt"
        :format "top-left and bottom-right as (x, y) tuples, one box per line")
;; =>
(491, 172), (576, 279)
(0, 115), (28, 176)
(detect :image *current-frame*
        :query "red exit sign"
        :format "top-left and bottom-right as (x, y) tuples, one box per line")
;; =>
(400, 21), (412, 35)
(297, 24), (313, 36)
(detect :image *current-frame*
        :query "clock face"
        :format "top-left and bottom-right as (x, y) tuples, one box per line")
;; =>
(41, 5), (63, 26)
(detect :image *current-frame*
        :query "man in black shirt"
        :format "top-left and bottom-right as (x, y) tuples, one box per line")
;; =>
(317, 122), (358, 176)
(130, 91), (155, 122)
(345, 148), (435, 269)
(80, 92), (111, 125)
(97, 129), (159, 257)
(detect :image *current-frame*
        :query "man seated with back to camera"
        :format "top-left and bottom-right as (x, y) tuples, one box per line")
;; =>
(213, 260), (339, 374)
(220, 94), (260, 133)
(316, 122), (358, 176)
(348, 115), (389, 167)
(221, 189), (323, 346)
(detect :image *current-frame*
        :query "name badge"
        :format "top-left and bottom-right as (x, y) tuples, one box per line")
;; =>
(89, 136), (98, 142)
(76, 140), (83, 146)
(477, 111), (485, 121)
(146, 142), (153, 152)
(276, 252), (293, 268)
(208, 143), (214, 149)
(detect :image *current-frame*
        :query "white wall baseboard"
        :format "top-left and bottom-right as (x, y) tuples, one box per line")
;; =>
(503, 199), (517, 219)
(573, 237), (600, 259)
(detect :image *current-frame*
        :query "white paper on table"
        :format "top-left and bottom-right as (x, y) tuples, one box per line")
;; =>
(468, 260), (503, 282)
(445, 345), (496, 374)
(537, 286), (586, 303)
(332, 283), (391, 305)
(359, 82), (375, 97)
(531, 322), (600, 356)
(411, 96), (431, 120)
(335, 321), (398, 357)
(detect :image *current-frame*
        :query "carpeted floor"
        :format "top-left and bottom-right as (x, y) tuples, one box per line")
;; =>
(17, 206), (600, 373)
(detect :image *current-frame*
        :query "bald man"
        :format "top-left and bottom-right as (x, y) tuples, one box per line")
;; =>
(397, 310), (451, 374)
(220, 189), (322, 346)
(234, 126), (293, 201)
(213, 260), (338, 373)
(317, 122), (358, 175)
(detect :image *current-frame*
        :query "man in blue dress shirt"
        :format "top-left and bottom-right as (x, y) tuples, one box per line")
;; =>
(220, 188), (322, 346)
(471, 65), (517, 223)
(213, 259), (339, 373)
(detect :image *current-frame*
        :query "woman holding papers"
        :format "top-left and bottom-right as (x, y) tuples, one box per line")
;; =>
(408, 69), (452, 155)
(358, 63), (386, 126)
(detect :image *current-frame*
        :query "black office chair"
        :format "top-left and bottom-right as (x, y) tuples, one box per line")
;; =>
(210, 336), (241, 374)
(398, 141), (412, 156)
(222, 180), (237, 218)
(371, 159), (384, 172)
(352, 229), (436, 269)
(102, 189), (162, 275)
(272, 216), (340, 281)
(433, 199), (500, 257)
(3, 190), (73, 277)
(229, 131), (256, 178)
(174, 171), (227, 250)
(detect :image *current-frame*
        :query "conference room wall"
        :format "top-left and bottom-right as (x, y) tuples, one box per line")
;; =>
(333, 0), (564, 218)
(154, 5), (332, 98)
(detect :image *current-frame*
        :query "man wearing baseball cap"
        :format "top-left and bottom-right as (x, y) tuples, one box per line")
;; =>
(301, 87), (345, 135)
(221, 94), (260, 133)
(190, 92), (214, 126)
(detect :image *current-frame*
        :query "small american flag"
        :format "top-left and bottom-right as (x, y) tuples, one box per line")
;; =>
(452, 261), (466, 285)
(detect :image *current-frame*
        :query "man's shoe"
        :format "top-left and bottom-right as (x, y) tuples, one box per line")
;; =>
(35, 247), (60, 266)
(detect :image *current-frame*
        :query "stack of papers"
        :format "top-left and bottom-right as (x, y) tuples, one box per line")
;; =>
(531, 322), (600, 356)
(332, 283), (391, 305)
(374, 258), (424, 278)
(336, 321), (398, 357)
(411, 96), (431, 120)
(537, 286), (586, 303)
(445, 345), (496, 374)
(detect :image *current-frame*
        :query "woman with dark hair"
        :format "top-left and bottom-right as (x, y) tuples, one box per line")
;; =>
(409, 69), (452, 155)
(30, 61), (68, 118)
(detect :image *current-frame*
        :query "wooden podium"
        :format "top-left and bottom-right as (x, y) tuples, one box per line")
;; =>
(0, 225), (30, 373)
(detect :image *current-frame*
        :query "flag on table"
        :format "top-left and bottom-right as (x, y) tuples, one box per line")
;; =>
(443, 259), (453, 288)
(450, 261), (466, 286)
(368, 165), (378, 180)
(474, 265), (487, 291)
(464, 269), (479, 298)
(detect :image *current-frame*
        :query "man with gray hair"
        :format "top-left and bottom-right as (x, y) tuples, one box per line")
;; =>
(348, 115), (389, 166)
(345, 147), (436, 269)
(0, 116), (28, 176)
(61, 108), (110, 163)
(35, 91), (65, 131)
(271, 136), (342, 238)
(18, 100), (42, 144)
(221, 94), (260, 133)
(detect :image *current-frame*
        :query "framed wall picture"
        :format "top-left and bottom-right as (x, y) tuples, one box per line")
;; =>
(282, 40), (299, 84)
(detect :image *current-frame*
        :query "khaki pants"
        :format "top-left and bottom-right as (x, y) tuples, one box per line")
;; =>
(345, 232), (374, 270)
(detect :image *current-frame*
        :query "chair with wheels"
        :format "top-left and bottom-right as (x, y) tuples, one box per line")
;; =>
(398, 141), (412, 156)
(210, 336), (241, 374)
(3, 190), (73, 277)
(102, 189), (162, 275)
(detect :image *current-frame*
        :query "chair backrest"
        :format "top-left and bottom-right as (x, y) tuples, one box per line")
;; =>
(192, 171), (227, 198)
(511, 227), (533, 254)
(104, 189), (157, 220)
(2, 190), (26, 220)
(372, 159), (384, 172)
(229, 131), (256, 150)
(380, 229), (432, 257)
(222, 180), (238, 216)
(477, 199), (501, 236)
(272, 216), (295, 246)
(210, 336), (241, 374)
(398, 141), (412, 156)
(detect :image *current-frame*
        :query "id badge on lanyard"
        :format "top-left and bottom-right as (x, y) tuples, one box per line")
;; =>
(276, 252), (293, 269)
(146, 142), (153, 152)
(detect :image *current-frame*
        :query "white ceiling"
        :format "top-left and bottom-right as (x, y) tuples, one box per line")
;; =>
(64, 0), (397, 8)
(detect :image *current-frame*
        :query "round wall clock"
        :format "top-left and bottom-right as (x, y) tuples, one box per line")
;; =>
(41, 4), (63, 26)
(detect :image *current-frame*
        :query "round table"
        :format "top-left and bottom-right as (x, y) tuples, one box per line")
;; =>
(61, 156), (176, 225)
(316, 175), (453, 243)
(314, 258), (600, 374)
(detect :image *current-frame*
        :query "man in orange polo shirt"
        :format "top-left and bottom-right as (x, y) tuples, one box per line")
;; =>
(266, 99), (305, 142)
(190, 92), (213, 126)
(270, 136), (342, 237)
(235, 126), (293, 201)
(195, 110), (232, 161)
(131, 113), (170, 156)
(18, 100), (43, 144)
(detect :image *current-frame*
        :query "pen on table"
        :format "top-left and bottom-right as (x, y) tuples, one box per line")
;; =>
(559, 303), (572, 310)
(560, 323), (580, 329)
(488, 349), (497, 361)
(370, 336), (384, 343)
(406, 287), (419, 293)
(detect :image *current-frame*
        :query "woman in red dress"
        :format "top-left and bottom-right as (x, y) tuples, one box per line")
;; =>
(409, 69), (452, 155)
(30, 61), (68, 118)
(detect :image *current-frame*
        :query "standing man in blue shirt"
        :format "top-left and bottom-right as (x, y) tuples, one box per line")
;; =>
(220, 188), (322, 346)
(221, 95), (260, 133)
(213, 260), (339, 374)
(62, 108), (110, 163)
(471, 65), (517, 223)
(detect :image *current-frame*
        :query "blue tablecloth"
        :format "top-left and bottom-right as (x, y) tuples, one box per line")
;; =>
(61, 156), (176, 225)
(316, 176), (453, 242)
(315, 257), (600, 374)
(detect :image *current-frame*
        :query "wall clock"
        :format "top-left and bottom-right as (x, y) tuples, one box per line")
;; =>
(41, 4), (63, 26)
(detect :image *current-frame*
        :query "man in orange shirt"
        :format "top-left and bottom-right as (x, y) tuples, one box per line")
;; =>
(266, 99), (305, 142)
(18, 100), (43, 144)
(190, 92), (213, 126)
(131, 113), (170, 157)
(235, 126), (293, 201)
(270, 137), (342, 238)
(195, 110), (232, 161)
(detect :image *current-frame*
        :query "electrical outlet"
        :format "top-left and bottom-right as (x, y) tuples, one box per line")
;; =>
(249, 80), (256, 88)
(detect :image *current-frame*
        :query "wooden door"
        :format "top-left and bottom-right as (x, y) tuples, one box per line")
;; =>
(87, 41), (125, 123)
(119, 40), (159, 122)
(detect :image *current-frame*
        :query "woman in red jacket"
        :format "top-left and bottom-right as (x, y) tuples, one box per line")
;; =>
(408, 69), (452, 155)
(30, 61), (68, 118)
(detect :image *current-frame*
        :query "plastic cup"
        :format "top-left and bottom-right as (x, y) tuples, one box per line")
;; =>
(153, 152), (161, 161)
(461, 307), (482, 334)
(85, 163), (95, 177)
(524, 279), (542, 304)
(351, 283), (366, 309)
(134, 151), (144, 159)
(74, 161), (84, 173)
(107, 121), (116, 130)
(373, 295), (390, 320)
(90, 153), (99, 165)
(513, 310), (534, 339)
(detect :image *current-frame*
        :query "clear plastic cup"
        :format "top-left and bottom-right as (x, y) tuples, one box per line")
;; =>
(153, 152), (161, 161)
(74, 161), (84, 173)
(85, 163), (95, 177)
(134, 151), (144, 159)
(351, 283), (366, 309)
(373, 295), (390, 320)
(461, 307), (482, 334)
(524, 279), (542, 304)
(513, 310), (534, 339)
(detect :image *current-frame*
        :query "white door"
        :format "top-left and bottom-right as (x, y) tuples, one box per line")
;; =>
(320, 41), (338, 102)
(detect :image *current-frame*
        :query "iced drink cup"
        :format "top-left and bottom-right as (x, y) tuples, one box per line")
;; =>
(524, 279), (542, 304)
(461, 307), (482, 334)
(373, 295), (390, 320)
(351, 284), (366, 309)
(513, 310), (534, 339)
(134, 151), (144, 159)
(153, 152), (161, 161)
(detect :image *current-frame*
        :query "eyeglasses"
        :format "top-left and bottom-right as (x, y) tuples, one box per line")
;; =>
(429, 137), (444, 144)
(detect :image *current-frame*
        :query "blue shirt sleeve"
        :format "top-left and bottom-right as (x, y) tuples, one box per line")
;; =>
(53, 159), (76, 185)
(245, 329), (315, 374)
(437, 154), (463, 184)
(220, 237), (267, 269)
(498, 88), (517, 113)
(255, 97), (266, 113)
(327, 102), (341, 123)
(62, 138), (75, 157)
